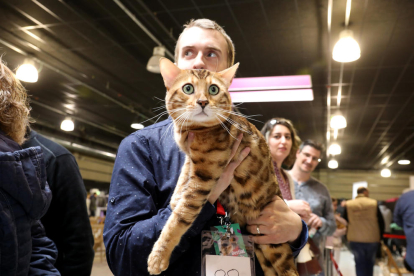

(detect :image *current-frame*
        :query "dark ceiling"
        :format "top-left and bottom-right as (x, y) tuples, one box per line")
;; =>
(0, 0), (413, 172)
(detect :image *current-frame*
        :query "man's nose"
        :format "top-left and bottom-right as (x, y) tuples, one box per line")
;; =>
(192, 52), (206, 69)
(197, 99), (209, 109)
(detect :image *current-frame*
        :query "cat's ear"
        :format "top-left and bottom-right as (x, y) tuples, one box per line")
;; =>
(159, 58), (182, 90)
(218, 62), (240, 85)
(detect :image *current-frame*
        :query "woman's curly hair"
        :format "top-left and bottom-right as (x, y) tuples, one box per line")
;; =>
(0, 58), (31, 144)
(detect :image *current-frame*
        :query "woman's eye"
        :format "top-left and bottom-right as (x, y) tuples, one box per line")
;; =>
(286, 136), (291, 140)
(208, 85), (219, 95)
(185, 50), (193, 57)
(182, 84), (194, 95)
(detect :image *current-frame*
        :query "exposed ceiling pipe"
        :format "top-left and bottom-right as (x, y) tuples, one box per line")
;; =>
(31, 100), (129, 138)
(0, 30), (153, 122)
(40, 133), (116, 161)
(113, 0), (174, 59)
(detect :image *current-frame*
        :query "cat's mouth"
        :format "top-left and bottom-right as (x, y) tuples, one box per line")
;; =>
(195, 111), (208, 117)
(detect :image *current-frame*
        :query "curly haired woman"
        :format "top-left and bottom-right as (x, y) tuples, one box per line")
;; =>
(0, 58), (60, 275)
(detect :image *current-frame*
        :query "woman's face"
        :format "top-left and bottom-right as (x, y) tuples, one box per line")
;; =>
(268, 124), (292, 164)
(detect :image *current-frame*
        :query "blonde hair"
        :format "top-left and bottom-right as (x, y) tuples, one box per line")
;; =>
(0, 58), (31, 144)
(261, 117), (301, 168)
(174, 18), (235, 68)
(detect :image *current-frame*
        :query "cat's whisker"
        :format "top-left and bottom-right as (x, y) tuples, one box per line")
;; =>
(218, 109), (264, 124)
(160, 111), (188, 143)
(153, 96), (165, 102)
(216, 113), (253, 135)
(214, 115), (238, 140)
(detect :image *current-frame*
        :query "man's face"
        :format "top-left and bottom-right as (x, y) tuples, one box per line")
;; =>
(296, 145), (321, 173)
(176, 27), (228, 72)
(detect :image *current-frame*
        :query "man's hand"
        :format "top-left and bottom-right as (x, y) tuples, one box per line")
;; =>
(186, 132), (251, 204)
(307, 213), (323, 229)
(246, 196), (302, 244)
(287, 199), (311, 221)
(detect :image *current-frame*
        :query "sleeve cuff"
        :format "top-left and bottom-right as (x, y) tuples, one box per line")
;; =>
(289, 220), (308, 258)
(319, 216), (327, 232)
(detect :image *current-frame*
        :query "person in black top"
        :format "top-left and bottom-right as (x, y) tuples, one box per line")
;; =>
(23, 130), (95, 276)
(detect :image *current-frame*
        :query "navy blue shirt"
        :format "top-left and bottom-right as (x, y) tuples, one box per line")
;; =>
(104, 118), (307, 276)
(394, 190), (414, 270)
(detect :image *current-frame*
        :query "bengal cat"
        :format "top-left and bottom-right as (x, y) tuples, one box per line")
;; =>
(147, 58), (298, 276)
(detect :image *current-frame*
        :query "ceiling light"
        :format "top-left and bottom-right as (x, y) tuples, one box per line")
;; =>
(328, 159), (338, 169)
(398, 160), (410, 165)
(131, 123), (144, 130)
(328, 143), (341, 156)
(60, 117), (74, 131)
(16, 58), (38, 82)
(147, 46), (165, 73)
(381, 168), (391, 178)
(230, 89), (314, 103)
(332, 30), (361, 63)
(381, 157), (389, 164)
(330, 115), (347, 129)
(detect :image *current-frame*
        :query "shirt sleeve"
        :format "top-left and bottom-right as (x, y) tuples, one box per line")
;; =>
(103, 134), (216, 276)
(289, 220), (309, 258)
(318, 187), (337, 236)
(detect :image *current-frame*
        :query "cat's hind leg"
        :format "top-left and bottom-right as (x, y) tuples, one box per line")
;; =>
(254, 245), (278, 276)
(257, 243), (298, 276)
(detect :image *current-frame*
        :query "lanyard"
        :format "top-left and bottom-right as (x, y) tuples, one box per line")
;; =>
(216, 200), (233, 236)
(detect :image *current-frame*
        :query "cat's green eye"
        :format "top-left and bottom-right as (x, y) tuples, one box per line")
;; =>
(182, 84), (194, 95)
(209, 85), (219, 95)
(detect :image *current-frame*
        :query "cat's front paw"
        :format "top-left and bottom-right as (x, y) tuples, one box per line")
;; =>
(148, 247), (170, 275)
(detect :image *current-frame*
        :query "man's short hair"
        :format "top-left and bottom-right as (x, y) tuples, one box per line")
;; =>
(299, 139), (325, 154)
(174, 18), (235, 67)
(357, 187), (368, 194)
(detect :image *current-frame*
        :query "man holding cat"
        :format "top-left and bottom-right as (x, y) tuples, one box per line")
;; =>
(104, 19), (308, 275)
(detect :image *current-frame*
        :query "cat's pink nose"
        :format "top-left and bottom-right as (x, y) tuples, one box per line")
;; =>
(197, 99), (209, 109)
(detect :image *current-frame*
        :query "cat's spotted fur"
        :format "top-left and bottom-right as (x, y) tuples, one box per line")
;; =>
(147, 58), (298, 276)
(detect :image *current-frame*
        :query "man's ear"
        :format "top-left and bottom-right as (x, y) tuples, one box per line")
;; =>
(218, 62), (239, 85)
(159, 58), (181, 90)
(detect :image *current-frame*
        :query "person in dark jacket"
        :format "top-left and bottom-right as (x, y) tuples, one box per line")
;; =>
(23, 129), (95, 276)
(394, 189), (414, 272)
(0, 58), (60, 275)
(104, 18), (307, 276)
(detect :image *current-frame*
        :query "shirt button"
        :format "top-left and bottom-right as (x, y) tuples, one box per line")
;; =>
(110, 198), (115, 203)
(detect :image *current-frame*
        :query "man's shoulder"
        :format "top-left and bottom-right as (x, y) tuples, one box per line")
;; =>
(309, 177), (327, 188)
(24, 130), (71, 160)
(118, 118), (176, 152)
(123, 118), (172, 141)
(398, 190), (414, 204)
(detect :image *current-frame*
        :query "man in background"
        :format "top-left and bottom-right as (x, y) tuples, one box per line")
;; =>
(394, 189), (414, 273)
(344, 187), (384, 276)
(289, 139), (337, 275)
(24, 130), (95, 276)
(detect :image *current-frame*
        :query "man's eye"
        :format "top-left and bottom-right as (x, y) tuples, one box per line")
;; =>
(207, 52), (217, 58)
(185, 51), (193, 57)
